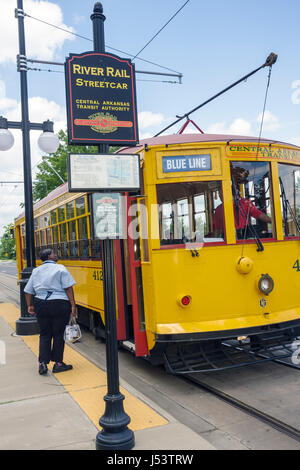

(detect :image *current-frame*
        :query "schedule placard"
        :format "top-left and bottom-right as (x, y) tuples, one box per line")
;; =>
(67, 153), (140, 192)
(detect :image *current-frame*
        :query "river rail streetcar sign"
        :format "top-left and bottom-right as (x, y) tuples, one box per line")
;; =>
(67, 153), (140, 192)
(65, 51), (139, 146)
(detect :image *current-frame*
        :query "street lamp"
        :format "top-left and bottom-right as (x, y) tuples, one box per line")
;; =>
(0, 118), (14, 150)
(0, 116), (59, 337)
(38, 120), (60, 154)
(0, 0), (59, 335)
(0, 117), (59, 154)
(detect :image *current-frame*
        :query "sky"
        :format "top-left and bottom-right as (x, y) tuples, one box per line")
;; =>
(0, 0), (299, 235)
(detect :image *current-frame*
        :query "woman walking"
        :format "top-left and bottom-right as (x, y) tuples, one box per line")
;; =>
(24, 248), (77, 375)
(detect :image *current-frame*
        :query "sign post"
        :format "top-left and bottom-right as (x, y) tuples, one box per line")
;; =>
(66, 2), (137, 451)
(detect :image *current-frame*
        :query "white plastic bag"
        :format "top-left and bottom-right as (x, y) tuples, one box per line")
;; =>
(64, 317), (81, 343)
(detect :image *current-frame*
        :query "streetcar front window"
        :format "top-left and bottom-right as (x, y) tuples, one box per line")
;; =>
(161, 202), (173, 240)
(230, 161), (274, 240)
(278, 163), (300, 237)
(157, 181), (224, 244)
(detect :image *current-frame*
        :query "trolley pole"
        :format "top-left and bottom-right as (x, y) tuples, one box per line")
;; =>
(91, 2), (135, 451)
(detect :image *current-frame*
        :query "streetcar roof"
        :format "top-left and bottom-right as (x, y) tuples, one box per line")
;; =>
(117, 133), (300, 154)
(15, 133), (300, 222)
(15, 182), (68, 221)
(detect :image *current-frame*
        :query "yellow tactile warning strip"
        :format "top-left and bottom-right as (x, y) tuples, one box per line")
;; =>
(0, 303), (168, 431)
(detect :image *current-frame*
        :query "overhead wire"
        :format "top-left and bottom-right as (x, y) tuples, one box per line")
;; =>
(0, 157), (44, 215)
(28, 67), (64, 74)
(136, 79), (179, 84)
(0, 184), (22, 211)
(24, 12), (182, 75)
(28, 67), (177, 83)
(132, 0), (191, 60)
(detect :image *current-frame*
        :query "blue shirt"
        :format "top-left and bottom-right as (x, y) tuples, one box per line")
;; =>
(24, 260), (76, 301)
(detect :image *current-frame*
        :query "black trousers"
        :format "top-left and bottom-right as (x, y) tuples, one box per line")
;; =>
(35, 299), (71, 364)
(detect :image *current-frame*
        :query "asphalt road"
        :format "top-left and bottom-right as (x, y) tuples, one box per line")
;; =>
(0, 260), (17, 277)
(0, 260), (299, 450)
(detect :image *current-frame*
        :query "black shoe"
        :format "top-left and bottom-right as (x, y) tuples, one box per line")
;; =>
(52, 362), (73, 373)
(39, 362), (48, 375)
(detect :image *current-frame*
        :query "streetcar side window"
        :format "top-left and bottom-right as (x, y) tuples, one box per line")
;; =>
(52, 226), (58, 244)
(66, 201), (75, 219)
(50, 209), (57, 225)
(59, 223), (68, 258)
(230, 161), (275, 240)
(44, 213), (50, 227)
(35, 196), (92, 260)
(161, 203), (173, 240)
(78, 216), (90, 259)
(35, 232), (40, 259)
(21, 224), (26, 259)
(32, 196), (92, 260)
(76, 196), (86, 216)
(157, 181), (224, 244)
(46, 228), (51, 246)
(68, 220), (78, 258)
(57, 205), (65, 222)
(34, 220), (39, 258)
(278, 163), (300, 237)
(40, 229), (46, 247)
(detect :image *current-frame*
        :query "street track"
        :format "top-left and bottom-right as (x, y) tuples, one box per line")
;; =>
(0, 269), (20, 305)
(0, 269), (299, 446)
(184, 373), (300, 443)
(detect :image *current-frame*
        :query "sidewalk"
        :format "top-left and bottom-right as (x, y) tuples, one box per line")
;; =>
(0, 303), (215, 450)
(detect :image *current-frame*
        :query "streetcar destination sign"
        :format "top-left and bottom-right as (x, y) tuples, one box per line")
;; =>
(67, 153), (140, 192)
(65, 51), (139, 146)
(162, 154), (212, 172)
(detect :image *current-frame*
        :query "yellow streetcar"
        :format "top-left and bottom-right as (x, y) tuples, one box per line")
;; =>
(15, 133), (300, 372)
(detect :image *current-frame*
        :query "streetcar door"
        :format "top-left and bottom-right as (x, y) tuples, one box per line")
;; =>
(120, 196), (148, 356)
(114, 239), (127, 342)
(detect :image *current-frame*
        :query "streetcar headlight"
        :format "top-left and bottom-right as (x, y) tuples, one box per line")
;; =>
(258, 274), (274, 295)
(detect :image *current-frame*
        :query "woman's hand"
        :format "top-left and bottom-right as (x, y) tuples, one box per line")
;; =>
(28, 305), (35, 315)
(71, 305), (77, 318)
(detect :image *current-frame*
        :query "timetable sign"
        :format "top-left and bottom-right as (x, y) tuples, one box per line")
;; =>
(92, 192), (124, 240)
(67, 153), (140, 192)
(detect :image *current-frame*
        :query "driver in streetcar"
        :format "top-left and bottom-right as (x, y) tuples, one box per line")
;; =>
(213, 166), (271, 239)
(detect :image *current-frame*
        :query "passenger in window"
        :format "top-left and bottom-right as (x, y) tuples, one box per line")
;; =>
(83, 241), (90, 258)
(213, 167), (271, 239)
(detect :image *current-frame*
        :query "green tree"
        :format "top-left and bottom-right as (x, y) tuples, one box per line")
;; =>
(33, 129), (96, 202)
(33, 129), (120, 202)
(0, 223), (15, 259)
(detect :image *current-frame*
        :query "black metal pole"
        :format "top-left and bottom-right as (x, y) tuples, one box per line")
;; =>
(15, 0), (39, 335)
(92, 2), (135, 451)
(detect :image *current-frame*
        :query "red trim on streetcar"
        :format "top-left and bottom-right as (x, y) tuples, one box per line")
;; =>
(114, 240), (127, 341)
(127, 196), (149, 357)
